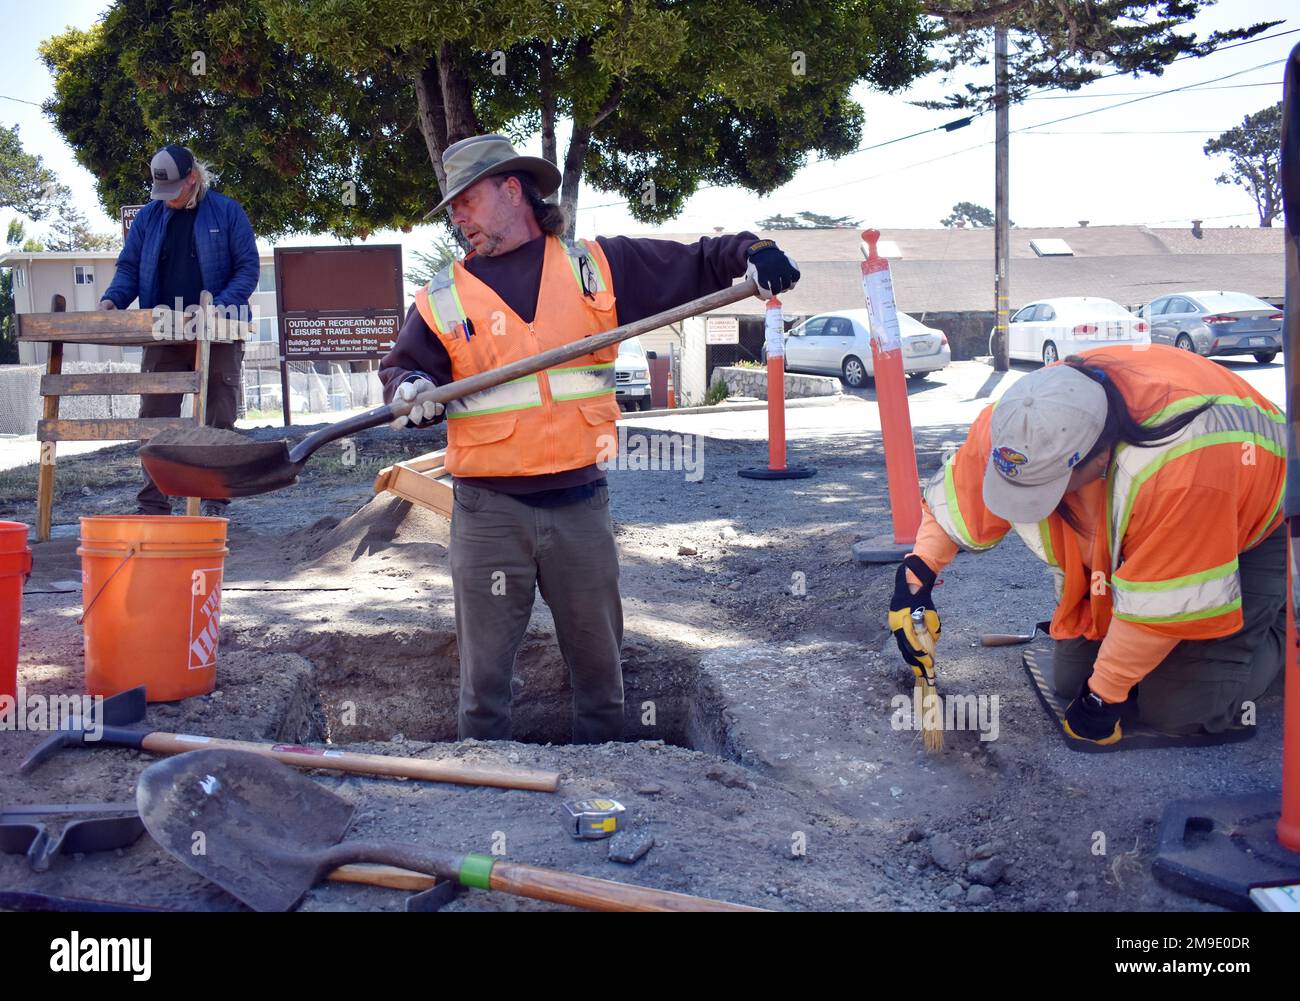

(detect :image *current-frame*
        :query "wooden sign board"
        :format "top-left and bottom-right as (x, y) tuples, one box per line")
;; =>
(273, 244), (404, 425)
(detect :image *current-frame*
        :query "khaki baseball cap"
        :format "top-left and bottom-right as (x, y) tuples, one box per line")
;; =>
(982, 365), (1108, 524)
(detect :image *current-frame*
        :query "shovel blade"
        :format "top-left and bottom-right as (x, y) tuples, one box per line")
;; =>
(137, 750), (355, 912)
(140, 427), (299, 499)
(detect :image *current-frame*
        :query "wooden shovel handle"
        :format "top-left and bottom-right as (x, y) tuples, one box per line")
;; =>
(290, 281), (759, 463)
(328, 863), (436, 891)
(139, 733), (560, 791)
(321, 844), (767, 912)
(488, 861), (767, 912)
(979, 634), (1034, 647)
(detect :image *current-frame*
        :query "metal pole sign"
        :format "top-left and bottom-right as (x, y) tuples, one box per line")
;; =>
(272, 244), (404, 426)
(120, 205), (146, 240)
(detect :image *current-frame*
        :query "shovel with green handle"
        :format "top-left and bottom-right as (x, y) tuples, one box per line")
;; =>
(138, 749), (766, 912)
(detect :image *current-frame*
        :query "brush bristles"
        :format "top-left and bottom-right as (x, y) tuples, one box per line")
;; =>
(916, 681), (944, 752)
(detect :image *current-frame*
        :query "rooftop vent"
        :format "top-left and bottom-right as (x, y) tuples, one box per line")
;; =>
(1030, 238), (1074, 257)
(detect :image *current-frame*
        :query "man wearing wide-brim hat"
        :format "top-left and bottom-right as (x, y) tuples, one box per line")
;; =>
(381, 133), (800, 743)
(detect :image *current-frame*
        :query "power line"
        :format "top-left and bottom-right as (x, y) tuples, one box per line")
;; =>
(0, 94), (43, 107)
(1019, 25), (1300, 100)
(1024, 80), (1283, 100)
(579, 34), (1295, 214)
(1015, 59), (1283, 133)
(1021, 128), (1234, 135)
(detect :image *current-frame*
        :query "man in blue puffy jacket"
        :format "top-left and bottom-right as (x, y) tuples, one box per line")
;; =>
(100, 144), (260, 516)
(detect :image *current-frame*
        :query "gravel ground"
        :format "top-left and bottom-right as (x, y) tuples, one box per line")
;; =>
(0, 409), (1285, 911)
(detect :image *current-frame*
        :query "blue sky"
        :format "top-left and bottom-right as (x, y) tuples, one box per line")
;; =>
(0, 0), (1293, 258)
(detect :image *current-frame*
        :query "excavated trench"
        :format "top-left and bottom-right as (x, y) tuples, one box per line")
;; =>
(232, 623), (740, 759)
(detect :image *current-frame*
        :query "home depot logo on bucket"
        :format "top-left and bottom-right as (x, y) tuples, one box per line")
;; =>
(188, 568), (223, 671)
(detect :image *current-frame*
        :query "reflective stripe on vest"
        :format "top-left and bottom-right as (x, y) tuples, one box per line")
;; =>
(1110, 557), (1242, 625)
(1107, 396), (1284, 624)
(419, 240), (616, 416)
(445, 374), (544, 418)
(923, 457), (999, 551)
(1012, 520), (1065, 600)
(424, 239), (607, 334)
(549, 363), (616, 402)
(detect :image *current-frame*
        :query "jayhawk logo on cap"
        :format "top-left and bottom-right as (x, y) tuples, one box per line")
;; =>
(992, 445), (1029, 478)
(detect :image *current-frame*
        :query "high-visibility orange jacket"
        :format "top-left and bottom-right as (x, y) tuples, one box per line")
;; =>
(412, 235), (622, 478)
(915, 345), (1285, 702)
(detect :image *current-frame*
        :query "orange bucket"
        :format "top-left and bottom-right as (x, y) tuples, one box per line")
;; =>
(0, 521), (33, 701)
(77, 516), (229, 702)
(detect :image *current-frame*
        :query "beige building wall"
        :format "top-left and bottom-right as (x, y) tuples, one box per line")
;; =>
(3, 251), (277, 367)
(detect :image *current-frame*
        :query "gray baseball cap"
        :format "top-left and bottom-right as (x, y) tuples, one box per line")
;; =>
(149, 144), (195, 200)
(425, 134), (561, 219)
(982, 364), (1108, 524)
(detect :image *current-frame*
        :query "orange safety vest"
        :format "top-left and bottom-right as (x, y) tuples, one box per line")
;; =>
(924, 345), (1285, 642)
(413, 235), (621, 478)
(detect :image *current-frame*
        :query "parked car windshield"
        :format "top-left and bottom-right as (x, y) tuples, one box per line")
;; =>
(618, 338), (647, 359)
(1193, 292), (1273, 312)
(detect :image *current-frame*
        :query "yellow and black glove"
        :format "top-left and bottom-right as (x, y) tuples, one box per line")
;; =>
(1062, 680), (1122, 745)
(889, 555), (941, 683)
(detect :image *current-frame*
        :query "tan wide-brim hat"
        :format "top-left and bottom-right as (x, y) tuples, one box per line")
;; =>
(425, 134), (562, 219)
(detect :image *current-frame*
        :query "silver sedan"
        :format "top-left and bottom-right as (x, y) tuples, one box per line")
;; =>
(1140, 291), (1283, 363)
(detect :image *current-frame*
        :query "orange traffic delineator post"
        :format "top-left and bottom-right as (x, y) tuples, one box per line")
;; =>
(1149, 43), (1300, 909)
(739, 296), (816, 481)
(851, 230), (924, 564)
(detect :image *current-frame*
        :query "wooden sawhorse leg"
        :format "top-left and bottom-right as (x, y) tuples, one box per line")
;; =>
(35, 342), (63, 542)
(185, 338), (211, 517)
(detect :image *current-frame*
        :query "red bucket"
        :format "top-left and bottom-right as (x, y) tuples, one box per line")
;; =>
(0, 522), (33, 702)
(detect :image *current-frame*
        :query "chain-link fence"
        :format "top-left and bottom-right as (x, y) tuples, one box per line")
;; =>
(0, 361), (147, 436)
(0, 356), (386, 437)
(240, 358), (385, 420)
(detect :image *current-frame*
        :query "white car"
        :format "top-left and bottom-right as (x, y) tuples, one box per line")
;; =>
(991, 296), (1150, 365)
(615, 336), (653, 411)
(778, 309), (951, 389)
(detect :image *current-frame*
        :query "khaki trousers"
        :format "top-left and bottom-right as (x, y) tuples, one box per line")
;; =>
(450, 481), (624, 743)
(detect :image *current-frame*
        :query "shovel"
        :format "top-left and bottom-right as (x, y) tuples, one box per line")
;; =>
(138, 750), (764, 912)
(140, 280), (759, 499)
(20, 685), (559, 791)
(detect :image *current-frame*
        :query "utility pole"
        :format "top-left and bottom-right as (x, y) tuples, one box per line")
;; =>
(993, 24), (1010, 372)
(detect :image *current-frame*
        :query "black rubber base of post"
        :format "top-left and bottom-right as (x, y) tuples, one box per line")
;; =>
(1151, 791), (1300, 911)
(737, 466), (817, 480)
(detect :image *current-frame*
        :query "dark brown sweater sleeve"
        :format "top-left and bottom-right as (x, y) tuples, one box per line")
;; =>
(594, 232), (758, 324)
(379, 302), (454, 404)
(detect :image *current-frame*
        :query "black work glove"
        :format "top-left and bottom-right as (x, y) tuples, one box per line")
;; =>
(888, 555), (941, 683)
(744, 240), (800, 299)
(1063, 680), (1122, 745)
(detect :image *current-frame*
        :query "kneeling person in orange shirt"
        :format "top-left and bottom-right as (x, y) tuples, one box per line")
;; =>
(889, 345), (1286, 744)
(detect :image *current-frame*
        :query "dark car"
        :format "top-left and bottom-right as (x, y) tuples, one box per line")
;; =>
(1140, 291), (1283, 363)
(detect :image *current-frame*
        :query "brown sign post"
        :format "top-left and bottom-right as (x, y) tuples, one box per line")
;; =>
(272, 245), (404, 426)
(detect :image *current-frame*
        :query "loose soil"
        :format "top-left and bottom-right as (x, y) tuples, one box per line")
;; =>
(0, 412), (1283, 911)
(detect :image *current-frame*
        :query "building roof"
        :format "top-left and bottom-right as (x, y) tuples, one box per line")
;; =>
(635, 225), (1284, 316)
(0, 251), (123, 264)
